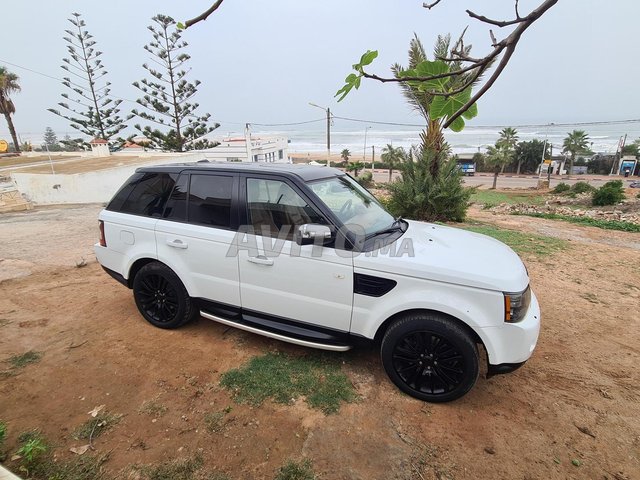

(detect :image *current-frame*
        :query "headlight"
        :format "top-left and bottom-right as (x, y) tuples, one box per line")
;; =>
(503, 286), (531, 323)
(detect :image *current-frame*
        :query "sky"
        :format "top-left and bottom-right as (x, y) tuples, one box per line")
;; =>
(1, 0), (639, 142)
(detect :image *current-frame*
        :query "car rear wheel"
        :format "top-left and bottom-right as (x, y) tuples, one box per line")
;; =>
(381, 313), (479, 402)
(132, 262), (197, 329)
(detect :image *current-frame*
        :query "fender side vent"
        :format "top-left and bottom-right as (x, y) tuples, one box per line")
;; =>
(354, 273), (397, 297)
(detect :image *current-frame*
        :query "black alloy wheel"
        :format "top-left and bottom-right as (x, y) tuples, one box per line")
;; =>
(132, 262), (197, 329)
(381, 313), (479, 402)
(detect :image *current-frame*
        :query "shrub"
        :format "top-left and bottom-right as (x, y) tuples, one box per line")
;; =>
(571, 181), (595, 194)
(387, 154), (472, 222)
(356, 171), (373, 188)
(552, 182), (571, 194)
(592, 180), (625, 206)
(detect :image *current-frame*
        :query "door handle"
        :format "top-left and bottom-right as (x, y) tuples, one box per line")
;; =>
(166, 238), (188, 249)
(248, 255), (274, 266)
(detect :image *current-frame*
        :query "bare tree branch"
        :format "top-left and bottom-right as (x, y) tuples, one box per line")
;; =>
(184, 0), (225, 29)
(362, 0), (558, 127)
(423, 0), (444, 9)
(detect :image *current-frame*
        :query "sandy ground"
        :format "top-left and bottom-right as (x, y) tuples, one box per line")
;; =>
(0, 204), (639, 479)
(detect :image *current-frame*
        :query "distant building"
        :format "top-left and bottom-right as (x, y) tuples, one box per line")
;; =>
(90, 138), (110, 157)
(202, 134), (290, 163)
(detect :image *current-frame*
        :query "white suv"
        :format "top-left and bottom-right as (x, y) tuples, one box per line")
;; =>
(95, 163), (540, 402)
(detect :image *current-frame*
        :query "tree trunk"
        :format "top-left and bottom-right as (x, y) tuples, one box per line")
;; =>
(569, 153), (575, 175)
(516, 160), (522, 175)
(492, 171), (499, 189)
(388, 167), (393, 183)
(4, 112), (20, 153)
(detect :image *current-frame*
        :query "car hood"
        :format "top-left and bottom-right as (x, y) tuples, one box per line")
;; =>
(353, 220), (529, 292)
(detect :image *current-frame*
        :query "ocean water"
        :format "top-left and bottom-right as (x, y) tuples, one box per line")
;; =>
(253, 121), (640, 157)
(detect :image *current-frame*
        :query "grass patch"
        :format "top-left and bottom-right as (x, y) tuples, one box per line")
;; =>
(275, 459), (316, 480)
(514, 212), (640, 232)
(220, 352), (357, 414)
(73, 412), (122, 440)
(139, 398), (168, 418)
(463, 223), (567, 257)
(470, 190), (545, 208)
(132, 454), (230, 480)
(7, 350), (42, 369)
(204, 406), (232, 433)
(0, 420), (7, 461)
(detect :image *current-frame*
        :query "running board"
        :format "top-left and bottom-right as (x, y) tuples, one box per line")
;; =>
(200, 311), (352, 352)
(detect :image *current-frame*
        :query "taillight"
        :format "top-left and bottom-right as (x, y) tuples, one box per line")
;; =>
(99, 220), (107, 247)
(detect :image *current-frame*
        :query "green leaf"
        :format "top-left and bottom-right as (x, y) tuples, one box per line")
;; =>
(359, 50), (378, 67)
(335, 83), (354, 102)
(345, 73), (358, 83)
(449, 116), (466, 132)
(415, 60), (449, 92)
(430, 87), (472, 120)
(176, 22), (185, 30)
(462, 102), (478, 120)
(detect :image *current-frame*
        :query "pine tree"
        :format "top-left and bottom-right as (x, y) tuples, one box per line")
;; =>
(48, 13), (128, 144)
(132, 14), (219, 152)
(42, 127), (61, 151)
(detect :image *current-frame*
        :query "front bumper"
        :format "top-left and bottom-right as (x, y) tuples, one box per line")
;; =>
(480, 291), (541, 367)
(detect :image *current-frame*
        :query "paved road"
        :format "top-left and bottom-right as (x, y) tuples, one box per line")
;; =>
(369, 170), (639, 189)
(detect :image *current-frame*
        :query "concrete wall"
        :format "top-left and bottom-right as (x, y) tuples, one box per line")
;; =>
(11, 154), (203, 205)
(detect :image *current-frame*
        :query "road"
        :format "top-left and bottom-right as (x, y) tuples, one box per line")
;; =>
(369, 170), (638, 188)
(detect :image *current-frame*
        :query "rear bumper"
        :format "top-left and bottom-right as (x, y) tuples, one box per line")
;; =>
(101, 266), (129, 288)
(480, 291), (541, 366)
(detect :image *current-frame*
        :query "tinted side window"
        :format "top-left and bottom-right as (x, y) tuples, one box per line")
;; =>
(246, 178), (325, 240)
(106, 173), (144, 212)
(119, 173), (177, 217)
(163, 174), (188, 221)
(188, 174), (233, 228)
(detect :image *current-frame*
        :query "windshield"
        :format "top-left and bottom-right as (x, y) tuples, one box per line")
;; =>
(308, 175), (395, 236)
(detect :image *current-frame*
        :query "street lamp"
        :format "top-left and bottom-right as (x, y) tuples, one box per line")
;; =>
(363, 126), (371, 163)
(309, 102), (331, 166)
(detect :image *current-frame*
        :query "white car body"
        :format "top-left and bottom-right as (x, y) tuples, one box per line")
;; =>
(95, 163), (541, 401)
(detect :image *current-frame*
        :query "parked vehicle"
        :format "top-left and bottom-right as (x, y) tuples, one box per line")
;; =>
(456, 160), (476, 176)
(95, 163), (540, 402)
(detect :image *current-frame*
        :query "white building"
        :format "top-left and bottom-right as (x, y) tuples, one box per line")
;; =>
(202, 128), (290, 163)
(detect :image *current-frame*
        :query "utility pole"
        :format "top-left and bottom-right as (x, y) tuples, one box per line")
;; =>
(363, 126), (371, 163)
(609, 134), (626, 175)
(371, 145), (375, 171)
(309, 102), (332, 166)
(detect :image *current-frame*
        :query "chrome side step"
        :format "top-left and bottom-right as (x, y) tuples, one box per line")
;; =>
(200, 311), (352, 352)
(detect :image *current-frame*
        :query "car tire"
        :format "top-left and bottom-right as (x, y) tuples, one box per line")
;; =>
(381, 312), (479, 402)
(132, 262), (197, 329)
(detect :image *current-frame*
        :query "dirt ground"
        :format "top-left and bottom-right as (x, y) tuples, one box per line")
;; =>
(0, 204), (639, 479)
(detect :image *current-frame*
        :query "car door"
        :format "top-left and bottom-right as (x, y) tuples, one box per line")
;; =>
(237, 175), (353, 332)
(155, 172), (241, 307)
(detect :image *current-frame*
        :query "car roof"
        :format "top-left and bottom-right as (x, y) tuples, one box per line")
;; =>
(136, 161), (345, 182)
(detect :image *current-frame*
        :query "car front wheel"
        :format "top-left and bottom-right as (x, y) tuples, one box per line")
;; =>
(132, 262), (197, 329)
(381, 313), (479, 402)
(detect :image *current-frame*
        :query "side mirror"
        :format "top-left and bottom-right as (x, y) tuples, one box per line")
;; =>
(295, 224), (332, 246)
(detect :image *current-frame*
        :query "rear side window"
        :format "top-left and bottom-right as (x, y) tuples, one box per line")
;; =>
(188, 174), (233, 228)
(117, 173), (177, 217)
(106, 173), (144, 212)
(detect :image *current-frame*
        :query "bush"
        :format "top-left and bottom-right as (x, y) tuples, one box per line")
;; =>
(552, 182), (571, 194)
(592, 180), (625, 206)
(356, 171), (373, 188)
(571, 181), (595, 194)
(387, 154), (472, 222)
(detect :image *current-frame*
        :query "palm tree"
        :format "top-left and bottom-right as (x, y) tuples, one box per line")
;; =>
(346, 161), (365, 177)
(486, 144), (512, 189)
(392, 34), (490, 177)
(497, 127), (518, 173)
(340, 148), (351, 166)
(562, 130), (590, 175)
(381, 144), (405, 183)
(0, 67), (21, 153)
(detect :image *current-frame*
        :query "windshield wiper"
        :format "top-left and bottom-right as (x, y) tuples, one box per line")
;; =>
(365, 218), (406, 240)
